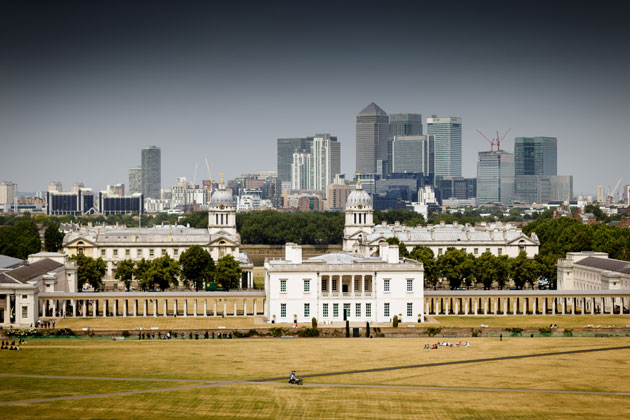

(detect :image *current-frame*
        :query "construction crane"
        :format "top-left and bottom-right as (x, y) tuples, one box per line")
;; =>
(475, 128), (511, 152)
(607, 177), (623, 203)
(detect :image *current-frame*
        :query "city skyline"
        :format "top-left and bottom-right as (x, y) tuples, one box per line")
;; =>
(0, 1), (628, 195)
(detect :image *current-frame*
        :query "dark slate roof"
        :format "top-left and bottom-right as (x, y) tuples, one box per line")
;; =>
(0, 255), (25, 270)
(358, 102), (387, 117)
(0, 259), (63, 284)
(575, 257), (630, 274)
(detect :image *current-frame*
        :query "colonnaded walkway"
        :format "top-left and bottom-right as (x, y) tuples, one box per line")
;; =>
(2, 344), (630, 406)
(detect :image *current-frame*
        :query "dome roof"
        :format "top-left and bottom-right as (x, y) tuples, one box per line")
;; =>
(210, 188), (234, 207)
(346, 185), (372, 208)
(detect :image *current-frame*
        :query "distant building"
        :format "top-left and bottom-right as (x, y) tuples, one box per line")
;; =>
(277, 138), (311, 183)
(392, 135), (434, 175)
(435, 176), (477, 202)
(516, 175), (573, 203)
(0, 181), (17, 211)
(48, 182), (62, 193)
(325, 183), (354, 211)
(107, 184), (125, 196)
(71, 183), (85, 194)
(128, 167), (142, 195)
(46, 189), (95, 216)
(427, 116), (462, 177)
(558, 252), (630, 291)
(356, 102), (389, 176)
(514, 137), (557, 177)
(477, 150), (515, 205)
(98, 192), (143, 215)
(388, 113), (423, 175)
(141, 146), (161, 199)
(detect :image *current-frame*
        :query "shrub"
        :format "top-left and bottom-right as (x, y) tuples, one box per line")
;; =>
(426, 326), (442, 337)
(5, 328), (42, 337)
(366, 322), (370, 338)
(563, 329), (573, 337)
(121, 330), (130, 338)
(311, 317), (317, 329)
(297, 327), (319, 337)
(506, 327), (523, 336)
(392, 315), (399, 328)
(472, 329), (482, 337)
(539, 326), (552, 336)
(270, 327), (283, 337)
(233, 329), (259, 338)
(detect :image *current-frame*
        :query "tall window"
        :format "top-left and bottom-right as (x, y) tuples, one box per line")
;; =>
(101, 249), (106, 257)
(407, 302), (413, 317)
(343, 303), (350, 319)
(280, 280), (287, 293)
(332, 278), (337, 291)
(303, 279), (310, 293)
(322, 279), (328, 291)
(407, 279), (413, 292)
(498, 248), (503, 255)
(384, 279), (390, 292)
(280, 303), (286, 318)
(113, 249), (118, 258)
(366, 303), (372, 317)
(354, 278), (360, 291)
(355, 303), (361, 317)
(323, 303), (329, 318)
(474, 248), (479, 255)
(21, 306), (28, 319)
(384, 303), (390, 317)
(125, 249), (130, 257)
(304, 303), (310, 318)
(333, 303), (339, 318)
(438, 248), (443, 255)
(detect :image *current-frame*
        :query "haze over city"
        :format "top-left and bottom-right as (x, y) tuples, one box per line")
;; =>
(1, 0), (628, 195)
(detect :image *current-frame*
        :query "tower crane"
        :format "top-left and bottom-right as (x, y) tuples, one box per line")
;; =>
(475, 128), (511, 151)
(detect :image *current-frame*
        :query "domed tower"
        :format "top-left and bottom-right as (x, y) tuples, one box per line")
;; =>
(208, 177), (237, 239)
(343, 179), (375, 254)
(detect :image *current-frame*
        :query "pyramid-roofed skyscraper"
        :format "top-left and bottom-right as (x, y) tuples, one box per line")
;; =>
(356, 102), (389, 175)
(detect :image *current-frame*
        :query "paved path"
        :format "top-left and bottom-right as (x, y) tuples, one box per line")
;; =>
(2, 345), (629, 406)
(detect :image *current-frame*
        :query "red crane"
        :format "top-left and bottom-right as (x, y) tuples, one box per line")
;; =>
(476, 128), (511, 152)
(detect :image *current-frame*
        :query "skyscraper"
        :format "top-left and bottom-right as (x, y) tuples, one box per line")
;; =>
(356, 102), (389, 176)
(477, 150), (514, 205)
(391, 135), (434, 175)
(427, 116), (462, 177)
(277, 138), (310, 182)
(514, 137), (557, 177)
(388, 113), (422, 176)
(310, 134), (340, 191)
(141, 146), (161, 199)
(281, 134), (340, 191)
(128, 167), (142, 194)
(291, 152), (311, 190)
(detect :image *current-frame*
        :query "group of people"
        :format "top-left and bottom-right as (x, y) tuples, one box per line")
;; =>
(36, 319), (55, 329)
(138, 331), (233, 340)
(1, 339), (23, 351)
(424, 341), (471, 350)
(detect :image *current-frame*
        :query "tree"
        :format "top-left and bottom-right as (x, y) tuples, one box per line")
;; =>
(437, 248), (468, 289)
(475, 252), (501, 289)
(214, 255), (242, 290)
(179, 245), (215, 291)
(386, 237), (409, 258)
(410, 246), (439, 289)
(134, 258), (151, 291)
(71, 254), (106, 291)
(509, 251), (540, 289)
(44, 222), (65, 252)
(115, 259), (135, 291)
(143, 256), (180, 291)
(0, 220), (41, 259)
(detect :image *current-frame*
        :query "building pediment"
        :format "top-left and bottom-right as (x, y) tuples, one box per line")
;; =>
(209, 235), (239, 246)
(64, 236), (97, 247)
(506, 234), (537, 246)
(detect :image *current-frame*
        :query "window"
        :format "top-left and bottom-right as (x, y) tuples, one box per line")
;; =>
(355, 303), (361, 317)
(22, 294), (28, 300)
(303, 279), (310, 293)
(474, 248), (479, 255)
(384, 279), (390, 292)
(354, 278), (360, 291)
(149, 249), (155, 258)
(304, 303), (310, 318)
(125, 249), (130, 257)
(486, 248), (490, 253)
(280, 303), (286, 318)
(101, 249), (106, 257)
(438, 248), (443, 255)
(332, 278), (337, 291)
(174, 249), (179, 257)
(498, 248), (503, 255)
(364, 277), (370, 291)
(323, 303), (329, 318)
(280, 280), (287, 293)
(407, 302), (413, 317)
(21, 306), (28, 319)
(333, 303), (339, 318)
(322, 280), (328, 291)
(113, 249), (118, 257)
(343, 303), (350, 319)
(384, 303), (390, 317)
(366, 303), (372, 317)
(161, 248), (167, 256)
(407, 279), (413, 292)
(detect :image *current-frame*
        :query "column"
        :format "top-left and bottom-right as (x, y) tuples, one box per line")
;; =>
(233, 300), (237, 316)
(153, 299), (157, 317)
(513, 298), (517, 316)
(114, 300), (118, 317)
(503, 298), (507, 315)
(194, 300), (198, 317)
(243, 299), (247, 316)
(551, 298), (555, 315)
(72, 299), (76, 317)
(580, 298), (584, 315)
(82, 300), (87, 317)
(174, 300), (178, 316)
(133, 300), (137, 317)
(93, 300), (97, 317)
(102, 300), (107, 317)
(164, 300), (168, 317)
(436, 298), (440, 315)
(484, 298), (488, 315)
(445, 298), (450, 315)
(223, 300), (227, 316)
(214, 300), (217, 316)
(464, 298), (468, 315)
(204, 300), (207, 317)
(53, 300), (58, 318)
(143, 299), (148, 317)
(124, 300), (128, 317)
(543, 298), (548, 315)
(493, 298), (497, 315)
(183, 300), (188, 317)
(62, 300), (67, 318)
(253, 299), (257, 316)
(561, 297), (565, 315)
(571, 297), (575, 315)
(5, 294), (11, 325)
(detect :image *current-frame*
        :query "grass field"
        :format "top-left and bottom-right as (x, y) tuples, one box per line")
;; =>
(1, 336), (629, 418)
(433, 314), (630, 329)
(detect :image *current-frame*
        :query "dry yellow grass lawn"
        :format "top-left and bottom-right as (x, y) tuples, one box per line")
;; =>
(433, 314), (630, 329)
(53, 316), (264, 330)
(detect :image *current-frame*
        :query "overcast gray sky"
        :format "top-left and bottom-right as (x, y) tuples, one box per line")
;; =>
(1, 0), (628, 196)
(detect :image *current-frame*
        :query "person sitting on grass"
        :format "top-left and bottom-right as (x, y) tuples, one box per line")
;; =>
(289, 370), (296, 383)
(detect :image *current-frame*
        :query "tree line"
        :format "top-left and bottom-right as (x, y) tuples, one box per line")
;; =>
(71, 245), (242, 292)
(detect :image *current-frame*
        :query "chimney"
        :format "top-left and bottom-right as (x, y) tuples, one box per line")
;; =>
(285, 243), (302, 264)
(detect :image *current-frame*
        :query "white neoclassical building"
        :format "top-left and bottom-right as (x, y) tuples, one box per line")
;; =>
(557, 251), (630, 291)
(265, 243), (424, 325)
(63, 182), (254, 289)
(342, 183), (539, 258)
(0, 252), (77, 327)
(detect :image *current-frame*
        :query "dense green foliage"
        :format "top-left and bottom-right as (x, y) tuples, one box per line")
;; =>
(237, 211), (344, 245)
(114, 259), (136, 291)
(71, 254), (106, 291)
(214, 255), (242, 290)
(0, 219), (41, 259)
(44, 222), (65, 252)
(142, 255), (181, 291)
(179, 245), (215, 291)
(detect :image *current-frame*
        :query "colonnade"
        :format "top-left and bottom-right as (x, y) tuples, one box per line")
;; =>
(424, 292), (630, 316)
(38, 292), (266, 318)
(320, 274), (373, 297)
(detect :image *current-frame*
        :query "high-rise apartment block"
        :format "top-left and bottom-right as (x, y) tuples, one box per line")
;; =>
(392, 135), (434, 175)
(141, 146), (161, 199)
(477, 151), (515, 205)
(48, 182), (62, 193)
(0, 182), (17, 205)
(427, 117), (462, 177)
(277, 138), (311, 182)
(291, 153), (311, 190)
(128, 167), (142, 194)
(280, 134), (340, 192)
(356, 102), (389, 176)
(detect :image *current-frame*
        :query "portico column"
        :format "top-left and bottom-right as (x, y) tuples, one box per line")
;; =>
(513, 298), (517, 315)
(435, 298), (440, 315)
(214, 300), (217, 316)
(183, 300), (188, 317)
(503, 298), (508, 315)
(52, 300), (57, 317)
(445, 298), (449, 315)
(464, 298), (468, 315)
(5, 294), (11, 325)
(102, 300), (107, 317)
(194, 300), (198, 316)
(72, 299), (76, 317)
(253, 299), (257, 315)
(571, 297), (575, 315)
(164, 299), (168, 316)
(133, 300), (137, 317)
(543, 298), (547, 315)
(174, 300), (178, 316)
(153, 299), (157, 317)
(92, 300), (97, 317)
(243, 299), (247, 316)
(82, 300), (87, 317)
(62, 300), (67, 318)
(233, 299), (237, 316)
(223, 300), (227, 316)
(143, 299), (148, 317)
(474, 298), (478, 315)
(204, 300), (207, 317)
(483, 298), (488, 315)
(561, 297), (565, 315)
(493, 298), (497, 315)
(580, 298), (584, 315)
